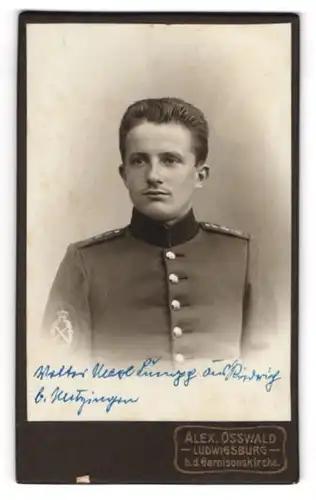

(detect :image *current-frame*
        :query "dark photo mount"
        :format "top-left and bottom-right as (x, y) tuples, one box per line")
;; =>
(16, 11), (299, 484)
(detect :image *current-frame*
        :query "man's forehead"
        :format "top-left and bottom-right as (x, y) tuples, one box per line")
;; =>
(125, 121), (193, 153)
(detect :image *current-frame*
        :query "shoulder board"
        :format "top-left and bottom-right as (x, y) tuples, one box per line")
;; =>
(200, 222), (250, 240)
(77, 227), (126, 248)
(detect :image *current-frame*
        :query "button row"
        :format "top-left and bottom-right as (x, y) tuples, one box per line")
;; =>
(166, 250), (185, 363)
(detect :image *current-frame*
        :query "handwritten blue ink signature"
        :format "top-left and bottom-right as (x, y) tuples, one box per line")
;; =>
(33, 358), (281, 393)
(92, 358), (197, 387)
(202, 359), (281, 392)
(33, 364), (88, 380)
(34, 385), (139, 416)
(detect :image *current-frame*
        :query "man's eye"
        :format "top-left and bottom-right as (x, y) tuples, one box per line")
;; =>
(131, 157), (146, 166)
(162, 157), (181, 165)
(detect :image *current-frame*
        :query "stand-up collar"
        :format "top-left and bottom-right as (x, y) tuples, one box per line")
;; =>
(129, 207), (199, 248)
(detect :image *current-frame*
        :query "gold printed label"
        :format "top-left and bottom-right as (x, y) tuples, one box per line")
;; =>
(174, 425), (287, 474)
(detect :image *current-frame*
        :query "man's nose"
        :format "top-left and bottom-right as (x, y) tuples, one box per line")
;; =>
(146, 159), (162, 183)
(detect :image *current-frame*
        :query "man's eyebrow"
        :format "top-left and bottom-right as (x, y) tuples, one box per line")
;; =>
(127, 151), (184, 160)
(128, 151), (149, 158)
(159, 151), (184, 159)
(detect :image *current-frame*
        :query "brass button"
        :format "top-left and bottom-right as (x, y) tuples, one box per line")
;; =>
(174, 353), (185, 363)
(173, 326), (183, 338)
(171, 300), (181, 311)
(166, 251), (176, 260)
(169, 273), (179, 284)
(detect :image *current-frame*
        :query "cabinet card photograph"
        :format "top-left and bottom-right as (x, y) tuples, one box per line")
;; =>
(17, 11), (299, 484)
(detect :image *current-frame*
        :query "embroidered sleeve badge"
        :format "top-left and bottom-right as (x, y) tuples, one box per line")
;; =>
(49, 310), (74, 344)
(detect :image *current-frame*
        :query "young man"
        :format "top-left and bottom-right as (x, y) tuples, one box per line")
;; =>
(43, 97), (255, 365)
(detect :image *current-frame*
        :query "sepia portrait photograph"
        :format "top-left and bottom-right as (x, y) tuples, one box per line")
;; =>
(22, 14), (296, 426)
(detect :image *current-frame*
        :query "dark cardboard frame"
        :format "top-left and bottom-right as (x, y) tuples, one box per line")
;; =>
(16, 11), (299, 484)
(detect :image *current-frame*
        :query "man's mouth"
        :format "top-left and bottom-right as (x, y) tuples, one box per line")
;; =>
(143, 190), (170, 196)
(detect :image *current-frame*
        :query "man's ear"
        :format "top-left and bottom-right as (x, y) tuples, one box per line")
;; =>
(195, 164), (210, 188)
(119, 164), (127, 183)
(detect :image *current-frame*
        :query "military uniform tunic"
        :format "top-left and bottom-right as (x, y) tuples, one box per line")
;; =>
(43, 209), (255, 364)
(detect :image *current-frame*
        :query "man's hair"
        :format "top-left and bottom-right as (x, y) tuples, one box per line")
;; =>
(119, 97), (209, 165)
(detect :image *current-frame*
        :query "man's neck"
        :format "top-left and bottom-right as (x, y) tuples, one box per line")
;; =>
(129, 207), (199, 248)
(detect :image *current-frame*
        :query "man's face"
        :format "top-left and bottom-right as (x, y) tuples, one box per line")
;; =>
(120, 121), (207, 223)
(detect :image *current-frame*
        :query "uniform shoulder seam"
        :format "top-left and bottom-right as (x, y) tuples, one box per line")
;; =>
(200, 222), (250, 240)
(75, 227), (126, 248)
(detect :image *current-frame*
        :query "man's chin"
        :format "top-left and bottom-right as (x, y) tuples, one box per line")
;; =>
(137, 203), (176, 223)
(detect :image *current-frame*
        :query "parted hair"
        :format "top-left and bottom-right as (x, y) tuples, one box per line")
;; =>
(119, 97), (209, 165)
